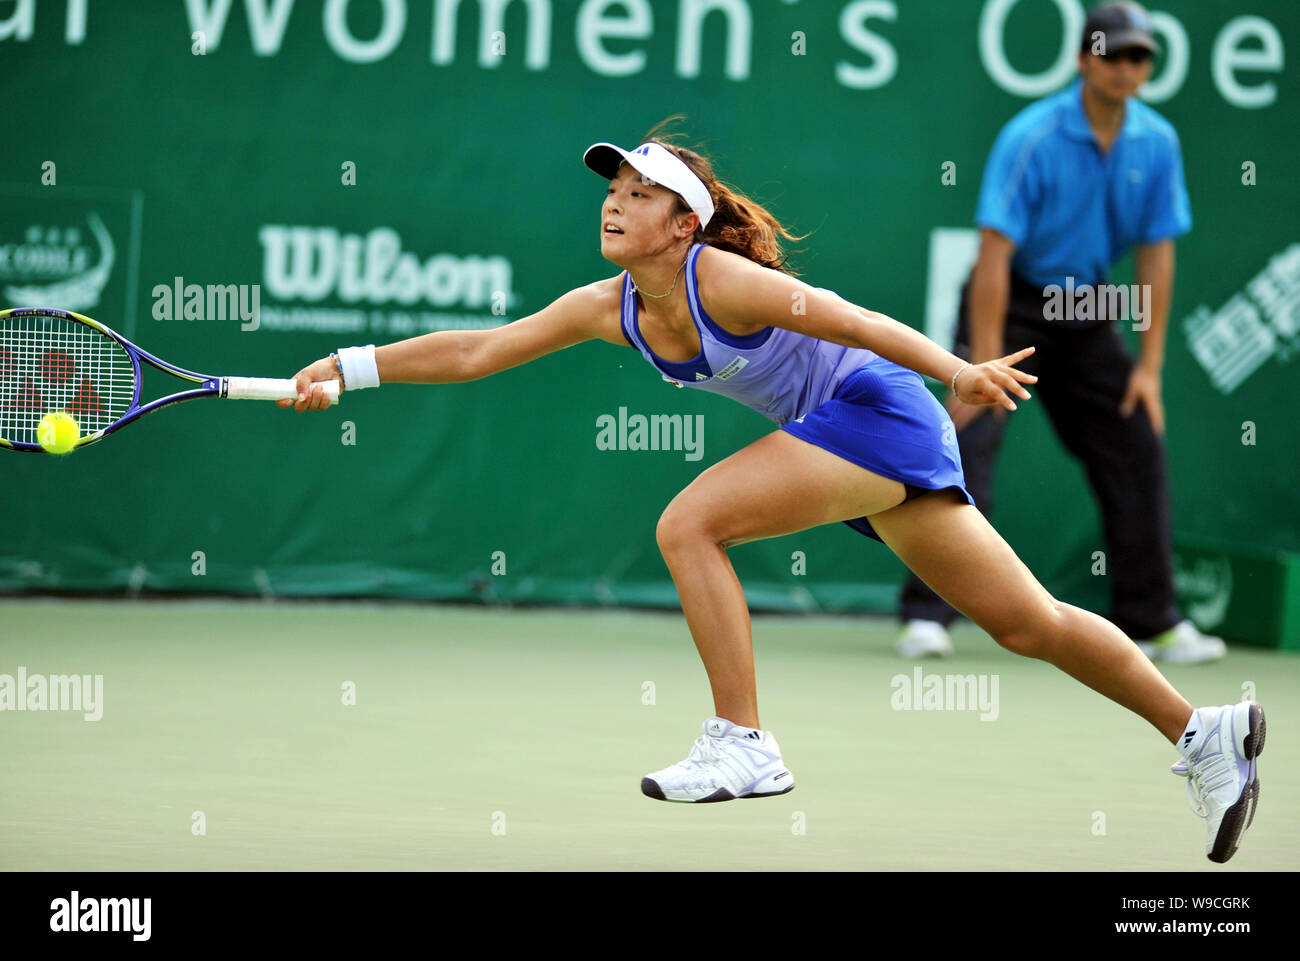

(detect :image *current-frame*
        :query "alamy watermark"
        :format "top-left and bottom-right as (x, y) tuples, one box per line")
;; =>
(1043, 279), (1150, 331)
(50, 892), (150, 941)
(0, 667), (103, 720)
(152, 276), (260, 330)
(596, 407), (703, 462)
(890, 667), (999, 721)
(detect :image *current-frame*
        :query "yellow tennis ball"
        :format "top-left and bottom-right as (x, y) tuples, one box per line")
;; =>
(37, 411), (80, 455)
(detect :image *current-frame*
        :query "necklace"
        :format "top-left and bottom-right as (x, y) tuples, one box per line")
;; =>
(630, 257), (687, 300)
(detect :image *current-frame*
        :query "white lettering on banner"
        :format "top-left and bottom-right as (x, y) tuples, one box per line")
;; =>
(676, 0), (750, 80)
(1138, 11), (1189, 104)
(979, 0), (1083, 98)
(182, 0), (294, 56)
(324, 0), (407, 63)
(1213, 16), (1285, 109)
(434, 0), (552, 69)
(0, 2), (1284, 107)
(1184, 243), (1300, 393)
(576, 0), (652, 77)
(0, 0), (34, 43)
(836, 1), (898, 90)
(66, 0), (89, 44)
(259, 225), (514, 310)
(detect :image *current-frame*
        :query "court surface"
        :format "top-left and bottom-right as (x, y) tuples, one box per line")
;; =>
(1, 598), (1293, 871)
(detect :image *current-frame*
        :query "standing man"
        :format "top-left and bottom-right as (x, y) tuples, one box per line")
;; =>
(897, 1), (1225, 663)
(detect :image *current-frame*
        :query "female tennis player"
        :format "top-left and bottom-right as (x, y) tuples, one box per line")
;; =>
(281, 127), (1262, 862)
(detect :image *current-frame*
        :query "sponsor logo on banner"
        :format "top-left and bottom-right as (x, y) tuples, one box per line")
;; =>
(256, 225), (518, 337)
(0, 185), (140, 337)
(1174, 554), (1233, 631)
(0, 215), (113, 312)
(1184, 243), (1300, 393)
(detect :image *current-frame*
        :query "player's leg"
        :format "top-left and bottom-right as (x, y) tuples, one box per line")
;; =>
(867, 488), (1194, 741)
(655, 428), (909, 730)
(874, 488), (1264, 861)
(896, 284), (1048, 656)
(649, 428), (1259, 847)
(645, 427), (911, 801)
(882, 484), (1264, 860)
(1037, 323), (1222, 661)
(897, 404), (1005, 655)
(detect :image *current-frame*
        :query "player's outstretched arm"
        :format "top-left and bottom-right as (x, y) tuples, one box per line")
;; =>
(280, 283), (610, 412)
(696, 246), (1036, 412)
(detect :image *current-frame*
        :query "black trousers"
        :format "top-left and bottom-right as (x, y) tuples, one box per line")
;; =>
(898, 273), (1181, 640)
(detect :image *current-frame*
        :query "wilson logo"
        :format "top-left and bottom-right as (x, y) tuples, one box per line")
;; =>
(258, 225), (513, 310)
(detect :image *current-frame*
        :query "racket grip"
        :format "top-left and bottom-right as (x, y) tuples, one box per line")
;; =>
(225, 377), (341, 405)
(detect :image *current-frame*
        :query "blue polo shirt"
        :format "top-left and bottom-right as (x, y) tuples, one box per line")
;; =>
(976, 79), (1191, 289)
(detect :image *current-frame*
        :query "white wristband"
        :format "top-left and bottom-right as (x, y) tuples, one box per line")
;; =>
(336, 345), (379, 390)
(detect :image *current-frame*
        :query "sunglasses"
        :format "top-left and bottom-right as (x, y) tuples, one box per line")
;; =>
(1099, 48), (1153, 64)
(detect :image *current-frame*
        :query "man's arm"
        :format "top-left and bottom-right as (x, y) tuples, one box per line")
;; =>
(968, 228), (1016, 365)
(1120, 239), (1175, 434)
(941, 228), (1017, 429)
(1133, 239), (1174, 369)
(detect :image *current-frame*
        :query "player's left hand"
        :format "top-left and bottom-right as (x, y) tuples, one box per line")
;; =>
(1119, 364), (1164, 436)
(952, 346), (1038, 412)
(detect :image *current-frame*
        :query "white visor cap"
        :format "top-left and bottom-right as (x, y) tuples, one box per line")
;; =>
(584, 141), (715, 230)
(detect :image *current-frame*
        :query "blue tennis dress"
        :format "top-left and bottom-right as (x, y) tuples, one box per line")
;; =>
(619, 243), (975, 542)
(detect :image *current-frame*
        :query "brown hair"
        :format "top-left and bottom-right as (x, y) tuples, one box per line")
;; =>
(640, 116), (806, 275)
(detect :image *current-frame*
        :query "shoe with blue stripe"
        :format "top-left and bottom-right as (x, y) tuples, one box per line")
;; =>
(1176, 702), (1265, 863)
(641, 717), (795, 802)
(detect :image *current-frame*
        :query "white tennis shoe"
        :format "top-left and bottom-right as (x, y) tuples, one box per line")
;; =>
(1136, 620), (1227, 664)
(896, 619), (954, 659)
(1176, 702), (1265, 863)
(641, 717), (795, 802)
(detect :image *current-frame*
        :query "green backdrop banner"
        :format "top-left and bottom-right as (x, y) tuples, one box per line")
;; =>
(2, 1), (1296, 628)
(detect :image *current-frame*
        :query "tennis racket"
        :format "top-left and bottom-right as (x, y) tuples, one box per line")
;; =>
(0, 306), (339, 453)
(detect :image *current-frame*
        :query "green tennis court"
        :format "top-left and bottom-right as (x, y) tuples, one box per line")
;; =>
(2, 599), (1292, 871)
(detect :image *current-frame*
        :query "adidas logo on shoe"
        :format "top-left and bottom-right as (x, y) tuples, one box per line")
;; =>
(642, 717), (795, 803)
(1180, 703), (1265, 863)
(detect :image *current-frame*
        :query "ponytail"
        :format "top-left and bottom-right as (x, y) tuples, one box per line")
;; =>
(641, 117), (806, 275)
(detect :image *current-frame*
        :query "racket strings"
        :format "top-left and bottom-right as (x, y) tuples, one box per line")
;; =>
(0, 312), (136, 444)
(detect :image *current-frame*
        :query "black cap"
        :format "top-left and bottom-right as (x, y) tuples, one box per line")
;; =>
(1082, 2), (1158, 55)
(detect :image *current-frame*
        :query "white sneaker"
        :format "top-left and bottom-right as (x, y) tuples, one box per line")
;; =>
(1136, 620), (1227, 664)
(1179, 702), (1265, 863)
(641, 716), (795, 803)
(896, 619), (954, 659)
